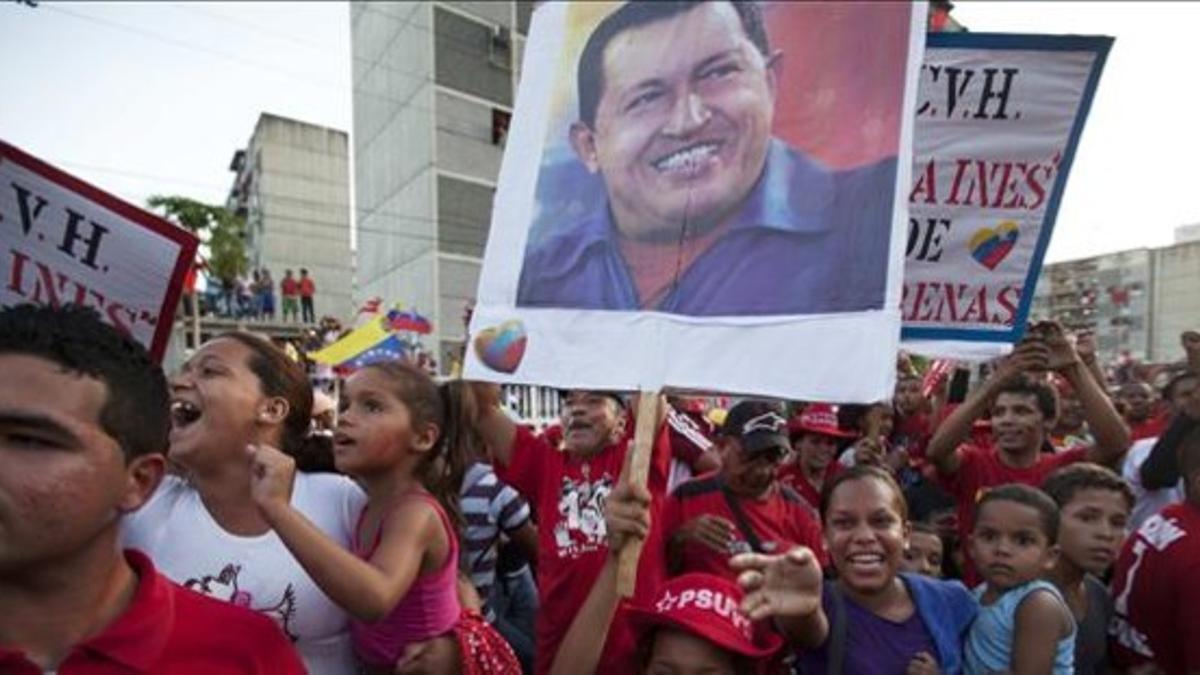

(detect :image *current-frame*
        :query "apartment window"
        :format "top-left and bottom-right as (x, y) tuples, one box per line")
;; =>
(434, 8), (513, 106)
(437, 175), (494, 257)
(492, 109), (511, 146)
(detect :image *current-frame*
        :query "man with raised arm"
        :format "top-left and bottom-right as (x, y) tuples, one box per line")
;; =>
(925, 322), (1130, 582)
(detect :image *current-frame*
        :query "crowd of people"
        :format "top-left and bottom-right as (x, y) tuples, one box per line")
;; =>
(198, 267), (318, 323)
(3, 301), (1199, 675)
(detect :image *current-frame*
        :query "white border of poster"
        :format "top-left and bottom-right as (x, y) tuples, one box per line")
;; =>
(901, 33), (1112, 360)
(466, 2), (928, 402)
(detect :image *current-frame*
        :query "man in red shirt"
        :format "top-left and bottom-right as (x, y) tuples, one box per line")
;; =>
(778, 403), (854, 513)
(926, 322), (1130, 583)
(664, 401), (723, 492)
(280, 268), (300, 322)
(1109, 424), (1200, 674)
(892, 372), (935, 462)
(663, 400), (827, 582)
(0, 304), (302, 674)
(476, 386), (672, 674)
(1120, 381), (1167, 442)
(299, 267), (316, 324)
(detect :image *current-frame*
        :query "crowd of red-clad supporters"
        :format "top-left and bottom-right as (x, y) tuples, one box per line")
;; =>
(4, 300), (1200, 674)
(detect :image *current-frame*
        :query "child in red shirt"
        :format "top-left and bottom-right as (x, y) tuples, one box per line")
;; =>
(778, 403), (855, 513)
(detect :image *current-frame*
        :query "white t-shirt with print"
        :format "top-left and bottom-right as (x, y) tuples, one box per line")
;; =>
(122, 473), (367, 675)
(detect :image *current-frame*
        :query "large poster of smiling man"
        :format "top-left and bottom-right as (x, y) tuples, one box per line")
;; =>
(468, 1), (926, 402)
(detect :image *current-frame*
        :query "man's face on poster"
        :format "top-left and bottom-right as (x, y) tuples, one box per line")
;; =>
(571, 2), (780, 241)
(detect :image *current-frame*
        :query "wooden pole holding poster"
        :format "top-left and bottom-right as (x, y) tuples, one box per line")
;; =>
(617, 391), (661, 598)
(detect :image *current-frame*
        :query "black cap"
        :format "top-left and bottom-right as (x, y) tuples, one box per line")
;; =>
(721, 400), (790, 456)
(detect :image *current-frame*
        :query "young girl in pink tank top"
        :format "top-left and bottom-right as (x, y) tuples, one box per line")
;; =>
(247, 362), (486, 673)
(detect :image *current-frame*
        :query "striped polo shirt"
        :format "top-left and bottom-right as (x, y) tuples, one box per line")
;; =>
(459, 461), (532, 620)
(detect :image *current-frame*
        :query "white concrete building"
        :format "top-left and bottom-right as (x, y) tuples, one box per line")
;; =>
(1032, 238), (1200, 364)
(351, 1), (530, 373)
(228, 113), (354, 323)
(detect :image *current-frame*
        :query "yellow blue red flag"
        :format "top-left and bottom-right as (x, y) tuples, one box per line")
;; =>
(308, 316), (391, 365)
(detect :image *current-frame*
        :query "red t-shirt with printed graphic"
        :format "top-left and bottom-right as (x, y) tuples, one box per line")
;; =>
(1109, 501), (1200, 675)
(661, 475), (828, 582)
(495, 424), (671, 675)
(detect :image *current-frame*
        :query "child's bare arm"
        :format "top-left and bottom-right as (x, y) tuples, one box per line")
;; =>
(1010, 589), (1070, 675)
(249, 444), (440, 622)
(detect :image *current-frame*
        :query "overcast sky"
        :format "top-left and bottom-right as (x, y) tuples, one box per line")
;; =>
(2, 1), (1197, 263)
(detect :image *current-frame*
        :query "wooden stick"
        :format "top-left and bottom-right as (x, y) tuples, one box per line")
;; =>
(617, 391), (661, 598)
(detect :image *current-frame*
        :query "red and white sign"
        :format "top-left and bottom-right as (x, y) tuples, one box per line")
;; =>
(0, 141), (198, 361)
(901, 34), (1111, 359)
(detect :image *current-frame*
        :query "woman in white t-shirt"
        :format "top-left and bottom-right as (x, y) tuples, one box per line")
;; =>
(123, 332), (366, 675)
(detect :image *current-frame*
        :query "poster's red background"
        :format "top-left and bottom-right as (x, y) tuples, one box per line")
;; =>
(765, 2), (912, 170)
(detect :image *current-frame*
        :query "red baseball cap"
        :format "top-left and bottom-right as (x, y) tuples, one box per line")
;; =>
(626, 573), (783, 659)
(788, 403), (856, 440)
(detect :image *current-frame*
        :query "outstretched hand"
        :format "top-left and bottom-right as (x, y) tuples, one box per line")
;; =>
(731, 546), (823, 622)
(246, 443), (296, 510)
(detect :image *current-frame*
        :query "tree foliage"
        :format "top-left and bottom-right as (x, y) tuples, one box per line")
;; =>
(147, 195), (248, 284)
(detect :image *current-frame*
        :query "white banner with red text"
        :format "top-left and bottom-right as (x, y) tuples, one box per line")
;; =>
(901, 33), (1111, 360)
(0, 141), (198, 361)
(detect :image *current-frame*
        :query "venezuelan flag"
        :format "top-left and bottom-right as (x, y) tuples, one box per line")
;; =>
(386, 308), (433, 335)
(308, 316), (392, 365)
(343, 334), (407, 370)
